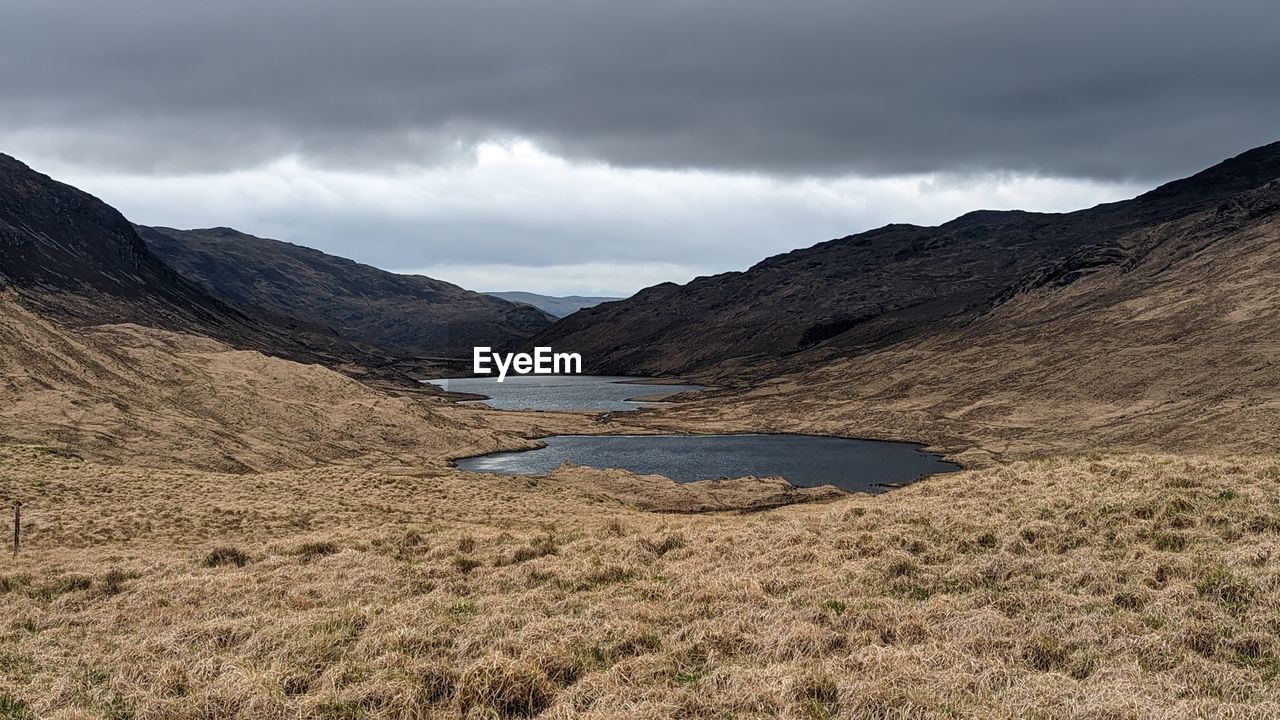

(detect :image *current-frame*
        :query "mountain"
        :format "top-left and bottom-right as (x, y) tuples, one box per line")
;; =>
(486, 291), (622, 317)
(139, 226), (555, 356)
(532, 142), (1280, 378)
(667, 174), (1280, 461)
(0, 153), (379, 368)
(573, 143), (1280, 461)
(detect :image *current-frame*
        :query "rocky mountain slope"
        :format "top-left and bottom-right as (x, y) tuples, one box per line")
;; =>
(682, 203), (1276, 456)
(0, 153), (393, 369)
(139, 226), (554, 356)
(487, 291), (622, 317)
(534, 142), (1280, 378)
(623, 150), (1280, 461)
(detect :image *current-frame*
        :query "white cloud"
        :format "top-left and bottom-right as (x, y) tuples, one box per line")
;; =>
(15, 140), (1149, 297)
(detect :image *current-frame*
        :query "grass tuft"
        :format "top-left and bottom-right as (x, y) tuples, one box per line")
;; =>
(455, 655), (552, 718)
(637, 533), (684, 556)
(793, 669), (840, 719)
(820, 599), (847, 615)
(0, 695), (35, 720)
(414, 660), (457, 705)
(100, 568), (141, 595)
(495, 534), (558, 566)
(201, 546), (249, 568)
(294, 541), (341, 561)
(1196, 565), (1257, 610)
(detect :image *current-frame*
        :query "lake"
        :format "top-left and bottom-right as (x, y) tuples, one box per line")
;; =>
(424, 374), (708, 411)
(457, 433), (960, 493)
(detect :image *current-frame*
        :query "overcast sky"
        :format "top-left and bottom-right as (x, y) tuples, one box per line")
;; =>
(3, 1), (1276, 296)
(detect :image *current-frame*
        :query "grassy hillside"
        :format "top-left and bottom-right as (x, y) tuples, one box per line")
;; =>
(0, 299), (488, 473)
(2, 447), (1278, 718)
(3, 287), (1276, 717)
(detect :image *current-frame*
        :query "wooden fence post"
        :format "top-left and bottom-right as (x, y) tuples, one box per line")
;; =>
(12, 500), (20, 557)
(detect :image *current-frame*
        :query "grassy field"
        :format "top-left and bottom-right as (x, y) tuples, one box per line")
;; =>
(2, 445), (1278, 719)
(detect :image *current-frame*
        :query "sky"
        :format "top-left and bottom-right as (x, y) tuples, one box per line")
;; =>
(2, 0), (1277, 296)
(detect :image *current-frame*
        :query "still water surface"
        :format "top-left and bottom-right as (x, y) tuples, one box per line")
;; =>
(457, 434), (959, 493)
(424, 374), (707, 411)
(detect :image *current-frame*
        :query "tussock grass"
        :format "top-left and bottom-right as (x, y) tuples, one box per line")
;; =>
(637, 532), (684, 556)
(99, 568), (140, 595)
(294, 540), (341, 561)
(201, 546), (250, 568)
(495, 534), (558, 567)
(2, 447), (1279, 717)
(0, 695), (35, 720)
(793, 668), (840, 719)
(455, 655), (553, 718)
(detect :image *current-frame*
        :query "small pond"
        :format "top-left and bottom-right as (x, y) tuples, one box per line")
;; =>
(456, 433), (960, 493)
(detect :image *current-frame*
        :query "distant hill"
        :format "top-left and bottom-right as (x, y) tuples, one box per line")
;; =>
(486, 291), (622, 317)
(0, 153), (376, 368)
(531, 142), (1280, 377)
(138, 226), (555, 356)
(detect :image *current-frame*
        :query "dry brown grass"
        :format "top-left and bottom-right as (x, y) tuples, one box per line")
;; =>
(3, 445), (1279, 718)
(0, 299), (579, 475)
(3, 290), (1279, 717)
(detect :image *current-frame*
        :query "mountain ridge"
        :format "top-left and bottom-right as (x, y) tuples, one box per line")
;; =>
(138, 225), (555, 356)
(644, 173), (1280, 462)
(0, 152), (385, 369)
(532, 141), (1280, 377)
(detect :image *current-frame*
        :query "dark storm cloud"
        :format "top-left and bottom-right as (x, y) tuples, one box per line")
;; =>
(2, 0), (1277, 180)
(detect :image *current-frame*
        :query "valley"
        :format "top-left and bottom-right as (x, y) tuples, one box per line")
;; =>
(1, 143), (1279, 718)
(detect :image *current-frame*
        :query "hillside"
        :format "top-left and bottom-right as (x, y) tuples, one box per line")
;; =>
(487, 291), (622, 317)
(139, 226), (554, 356)
(533, 142), (1280, 378)
(5, 443), (1279, 719)
(634, 176), (1280, 463)
(0, 299), (465, 472)
(0, 154), (385, 370)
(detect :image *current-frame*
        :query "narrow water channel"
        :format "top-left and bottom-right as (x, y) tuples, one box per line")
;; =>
(424, 374), (707, 411)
